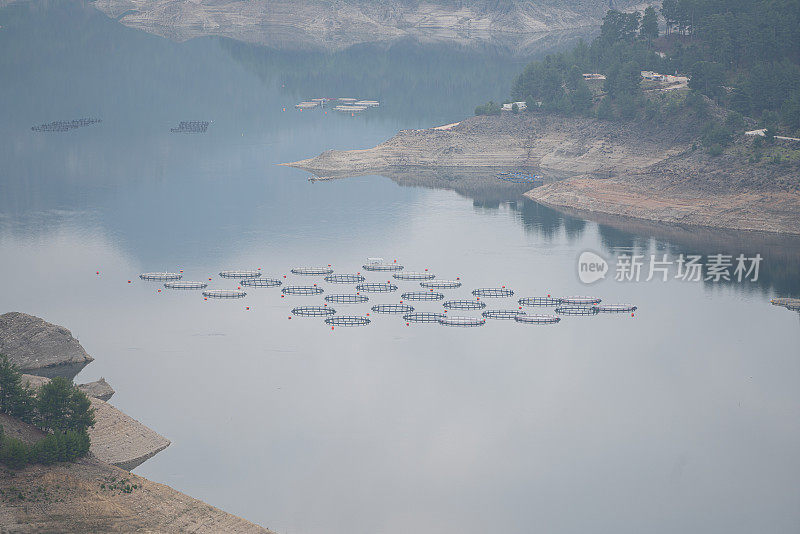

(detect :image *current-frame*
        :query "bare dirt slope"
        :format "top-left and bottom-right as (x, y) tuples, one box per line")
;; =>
(0, 416), (272, 533)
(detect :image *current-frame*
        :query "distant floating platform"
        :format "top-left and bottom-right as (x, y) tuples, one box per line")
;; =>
(401, 291), (445, 301)
(363, 263), (403, 272)
(439, 316), (486, 327)
(482, 309), (525, 320)
(496, 171), (542, 184)
(282, 286), (324, 296)
(420, 280), (461, 289)
(170, 120), (209, 133)
(371, 304), (414, 314)
(292, 306), (336, 316)
(594, 304), (637, 313)
(240, 278), (282, 287)
(518, 297), (562, 307)
(472, 288), (514, 298)
(403, 312), (445, 323)
(555, 306), (599, 316)
(291, 267), (334, 276)
(443, 299), (486, 310)
(139, 272), (182, 281)
(393, 272), (435, 280)
(32, 117), (101, 132)
(515, 314), (560, 325)
(325, 294), (369, 303)
(325, 316), (370, 327)
(325, 274), (366, 283)
(561, 296), (601, 305)
(203, 289), (246, 299)
(356, 282), (398, 293)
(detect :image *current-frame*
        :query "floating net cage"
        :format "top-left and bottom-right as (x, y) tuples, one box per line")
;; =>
(291, 267), (334, 276)
(555, 305), (599, 316)
(170, 121), (209, 133)
(140, 272), (182, 281)
(420, 280), (461, 289)
(561, 296), (602, 305)
(292, 306), (336, 317)
(325, 294), (369, 303)
(787, 303), (800, 312)
(362, 263), (404, 272)
(281, 286), (324, 295)
(393, 272), (435, 281)
(31, 118), (101, 132)
(472, 288), (514, 298)
(438, 316), (486, 327)
(771, 297), (800, 308)
(371, 304), (415, 314)
(356, 282), (398, 293)
(518, 297), (563, 307)
(496, 171), (541, 184)
(482, 309), (526, 320)
(515, 314), (561, 325)
(164, 281), (207, 290)
(220, 270), (261, 279)
(401, 291), (445, 301)
(403, 312), (445, 323)
(443, 300), (487, 310)
(325, 316), (371, 327)
(203, 289), (247, 299)
(325, 274), (365, 283)
(240, 278), (282, 288)
(594, 304), (638, 313)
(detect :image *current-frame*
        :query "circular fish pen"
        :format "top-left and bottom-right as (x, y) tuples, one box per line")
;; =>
(482, 309), (526, 320)
(403, 312), (445, 323)
(362, 263), (404, 272)
(164, 281), (207, 290)
(325, 316), (371, 327)
(555, 305), (599, 316)
(324, 274), (365, 283)
(393, 272), (435, 281)
(594, 304), (638, 313)
(472, 288), (514, 298)
(420, 280), (461, 289)
(291, 267), (334, 276)
(401, 291), (445, 301)
(787, 303), (800, 311)
(220, 270), (261, 279)
(292, 306), (336, 317)
(240, 278), (282, 288)
(139, 272), (182, 281)
(325, 294), (369, 304)
(518, 297), (563, 307)
(202, 289), (247, 299)
(356, 282), (398, 293)
(515, 314), (561, 325)
(281, 286), (324, 296)
(371, 304), (415, 314)
(438, 316), (486, 327)
(443, 300), (486, 310)
(561, 296), (602, 305)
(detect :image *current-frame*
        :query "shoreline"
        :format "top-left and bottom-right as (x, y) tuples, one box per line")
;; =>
(284, 114), (800, 236)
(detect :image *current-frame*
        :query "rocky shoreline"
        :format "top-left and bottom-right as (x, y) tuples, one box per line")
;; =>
(285, 114), (800, 235)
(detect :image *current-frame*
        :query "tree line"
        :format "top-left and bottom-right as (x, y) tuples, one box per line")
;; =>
(0, 354), (95, 469)
(478, 0), (800, 135)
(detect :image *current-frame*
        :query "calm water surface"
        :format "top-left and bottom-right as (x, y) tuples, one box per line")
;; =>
(1, 3), (799, 533)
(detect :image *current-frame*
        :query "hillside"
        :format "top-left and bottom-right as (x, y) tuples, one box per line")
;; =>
(89, 0), (649, 51)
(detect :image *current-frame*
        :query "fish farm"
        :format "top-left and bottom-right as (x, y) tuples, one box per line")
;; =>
(561, 296), (602, 305)
(203, 290), (247, 299)
(555, 306), (599, 316)
(164, 281), (207, 290)
(371, 304), (415, 314)
(515, 314), (561, 325)
(518, 297), (562, 307)
(439, 316), (486, 327)
(325, 294), (370, 303)
(443, 300), (486, 310)
(240, 278), (282, 287)
(170, 121), (209, 133)
(403, 312), (445, 323)
(325, 316), (371, 327)
(282, 286), (324, 295)
(356, 283), (398, 293)
(292, 306), (336, 317)
(325, 274), (365, 283)
(401, 291), (445, 301)
(482, 309), (526, 320)
(472, 288), (514, 298)
(362, 263), (404, 272)
(595, 304), (638, 313)
(31, 118), (101, 132)
(291, 267), (334, 276)
(140, 272), (182, 281)
(219, 270), (261, 279)
(393, 272), (435, 280)
(420, 280), (461, 289)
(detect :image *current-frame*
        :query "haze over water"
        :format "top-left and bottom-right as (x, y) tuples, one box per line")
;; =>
(1, 2), (799, 533)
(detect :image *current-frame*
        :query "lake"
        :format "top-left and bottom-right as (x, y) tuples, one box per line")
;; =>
(1, 2), (799, 533)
